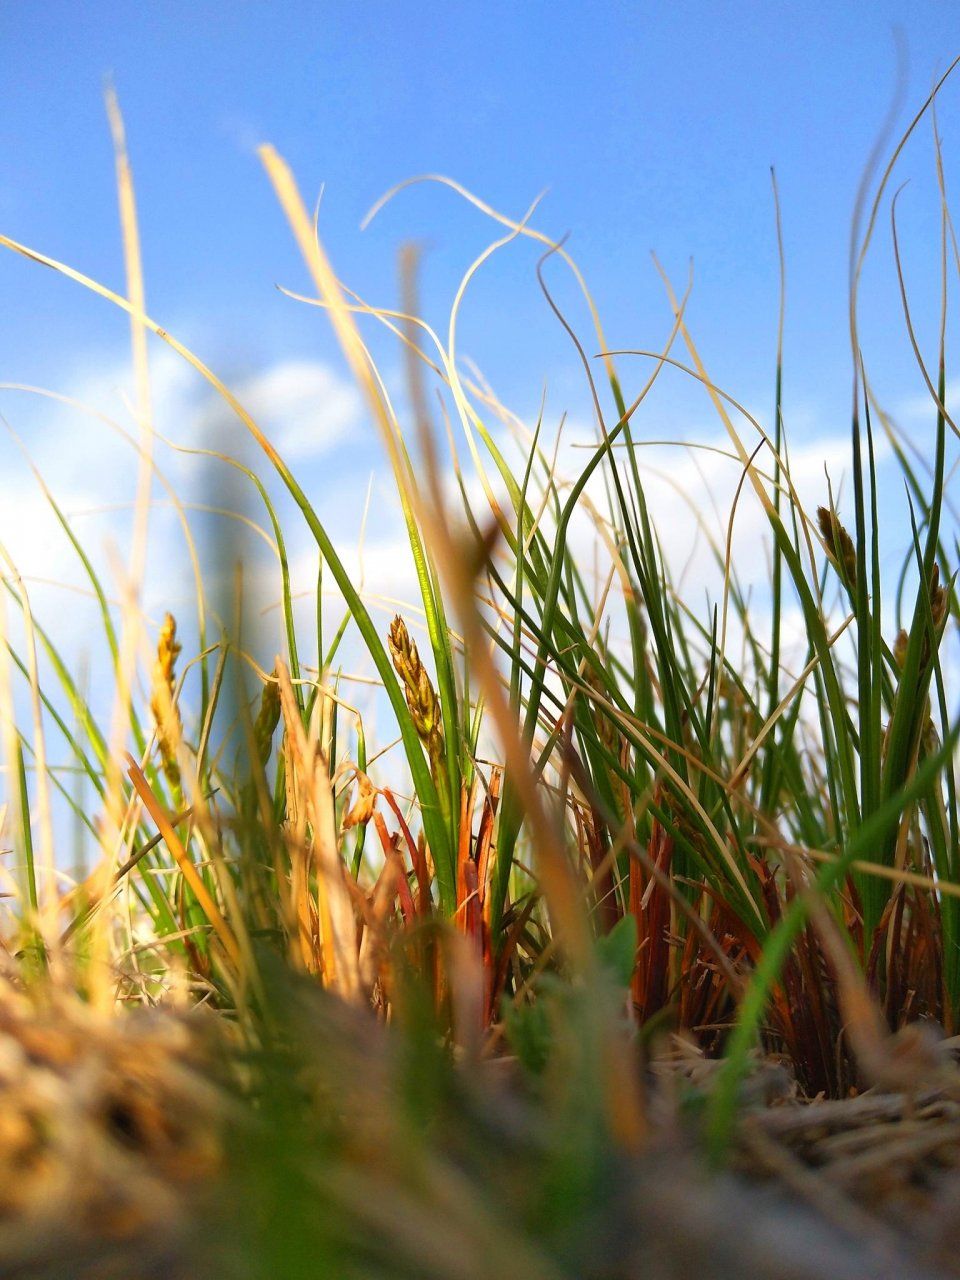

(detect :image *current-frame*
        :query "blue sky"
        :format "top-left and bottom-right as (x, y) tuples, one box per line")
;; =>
(3, 1), (959, 417)
(0, 3), (959, 840)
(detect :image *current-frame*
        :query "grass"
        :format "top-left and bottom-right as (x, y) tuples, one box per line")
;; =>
(0, 70), (958, 1274)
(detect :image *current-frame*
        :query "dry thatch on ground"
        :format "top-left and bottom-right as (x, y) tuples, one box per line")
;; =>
(0, 982), (223, 1278)
(0, 982), (959, 1280)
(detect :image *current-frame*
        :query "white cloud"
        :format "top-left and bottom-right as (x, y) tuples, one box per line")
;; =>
(537, 419), (873, 605)
(233, 359), (363, 460)
(0, 352), (369, 610)
(897, 378), (960, 424)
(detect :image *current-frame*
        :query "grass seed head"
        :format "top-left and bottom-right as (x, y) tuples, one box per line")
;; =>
(387, 615), (444, 763)
(894, 628), (909, 671)
(930, 563), (948, 631)
(150, 612), (183, 788)
(816, 505), (858, 589)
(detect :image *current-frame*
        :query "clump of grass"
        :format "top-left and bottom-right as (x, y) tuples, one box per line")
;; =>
(0, 69), (957, 1265)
